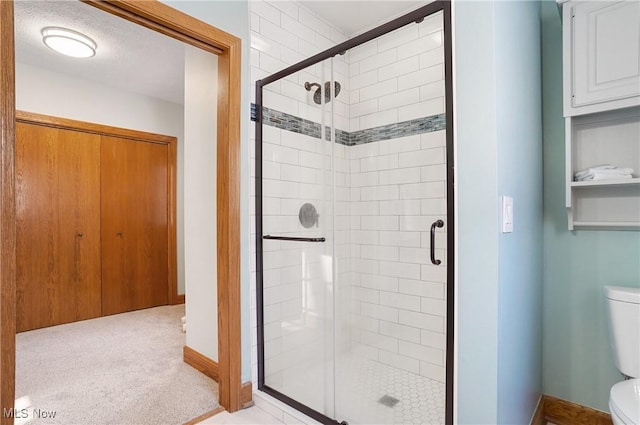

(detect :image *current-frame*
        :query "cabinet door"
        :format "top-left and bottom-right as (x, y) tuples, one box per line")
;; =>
(16, 123), (102, 332)
(572, 1), (640, 108)
(101, 136), (169, 315)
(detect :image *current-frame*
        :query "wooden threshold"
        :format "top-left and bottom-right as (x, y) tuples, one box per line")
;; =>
(183, 406), (225, 425)
(540, 394), (613, 425)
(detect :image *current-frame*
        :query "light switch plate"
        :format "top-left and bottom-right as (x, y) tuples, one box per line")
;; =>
(502, 196), (513, 233)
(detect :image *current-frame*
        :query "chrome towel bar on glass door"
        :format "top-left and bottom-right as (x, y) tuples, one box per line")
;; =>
(263, 235), (326, 242)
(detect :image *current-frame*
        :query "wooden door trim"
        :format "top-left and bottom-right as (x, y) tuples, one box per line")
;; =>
(16, 111), (176, 144)
(83, 1), (227, 56)
(0, 2), (16, 422)
(166, 138), (179, 306)
(1, 0), (244, 419)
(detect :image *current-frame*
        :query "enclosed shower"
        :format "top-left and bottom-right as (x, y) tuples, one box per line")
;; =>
(255, 3), (453, 424)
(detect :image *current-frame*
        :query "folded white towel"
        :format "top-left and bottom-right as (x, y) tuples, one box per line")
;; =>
(575, 164), (617, 179)
(575, 165), (634, 181)
(590, 172), (633, 181)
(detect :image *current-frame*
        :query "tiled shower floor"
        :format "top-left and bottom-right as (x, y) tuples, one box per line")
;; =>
(269, 353), (445, 424)
(335, 356), (445, 425)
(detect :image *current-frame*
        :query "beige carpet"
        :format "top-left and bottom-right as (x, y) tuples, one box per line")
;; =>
(16, 305), (219, 425)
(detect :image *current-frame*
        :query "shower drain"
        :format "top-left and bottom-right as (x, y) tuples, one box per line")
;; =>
(377, 394), (400, 408)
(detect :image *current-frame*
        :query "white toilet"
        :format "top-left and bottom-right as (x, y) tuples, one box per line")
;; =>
(605, 286), (640, 425)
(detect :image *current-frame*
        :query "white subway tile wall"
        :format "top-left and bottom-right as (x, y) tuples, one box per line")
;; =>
(348, 134), (447, 383)
(348, 12), (444, 133)
(249, 1), (447, 415)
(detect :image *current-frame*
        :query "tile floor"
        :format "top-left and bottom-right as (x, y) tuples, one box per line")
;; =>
(233, 354), (445, 425)
(265, 354), (445, 424)
(201, 393), (552, 425)
(201, 408), (559, 425)
(335, 356), (445, 425)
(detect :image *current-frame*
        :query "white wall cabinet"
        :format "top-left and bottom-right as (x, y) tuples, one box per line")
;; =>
(561, 0), (640, 230)
(563, 1), (640, 116)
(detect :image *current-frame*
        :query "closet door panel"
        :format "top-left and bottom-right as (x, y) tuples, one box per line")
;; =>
(57, 128), (102, 324)
(16, 123), (101, 332)
(100, 137), (128, 314)
(101, 136), (169, 315)
(16, 123), (60, 332)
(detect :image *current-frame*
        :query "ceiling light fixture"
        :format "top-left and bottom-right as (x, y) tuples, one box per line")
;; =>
(41, 27), (97, 58)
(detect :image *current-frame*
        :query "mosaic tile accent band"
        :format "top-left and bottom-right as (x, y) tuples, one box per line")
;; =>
(251, 103), (446, 146)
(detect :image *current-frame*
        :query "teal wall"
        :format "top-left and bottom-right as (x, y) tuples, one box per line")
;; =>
(455, 1), (543, 423)
(495, 2), (543, 424)
(541, 0), (640, 412)
(162, 0), (252, 383)
(454, 1), (500, 421)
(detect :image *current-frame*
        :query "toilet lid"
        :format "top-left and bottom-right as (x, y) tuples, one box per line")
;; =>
(611, 379), (640, 424)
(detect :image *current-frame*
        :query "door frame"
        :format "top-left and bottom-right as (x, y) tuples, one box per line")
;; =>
(0, 1), (243, 421)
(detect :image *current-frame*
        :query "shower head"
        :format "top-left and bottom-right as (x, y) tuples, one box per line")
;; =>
(304, 81), (341, 105)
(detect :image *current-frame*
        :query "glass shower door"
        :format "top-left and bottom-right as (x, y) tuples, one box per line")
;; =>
(258, 58), (338, 419)
(333, 11), (449, 425)
(257, 6), (450, 424)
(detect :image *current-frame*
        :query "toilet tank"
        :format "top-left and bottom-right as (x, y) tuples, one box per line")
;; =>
(605, 286), (640, 378)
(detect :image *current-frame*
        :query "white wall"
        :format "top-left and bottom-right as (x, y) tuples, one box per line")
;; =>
(348, 11), (445, 132)
(183, 45), (219, 361)
(15, 61), (186, 296)
(15, 62), (184, 144)
(163, 0), (253, 381)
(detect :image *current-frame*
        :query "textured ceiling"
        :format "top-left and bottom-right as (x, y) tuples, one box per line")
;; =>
(15, 0), (186, 105)
(301, 1), (427, 36)
(14, 1), (430, 105)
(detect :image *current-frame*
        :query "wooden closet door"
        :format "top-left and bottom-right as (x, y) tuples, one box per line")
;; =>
(15, 123), (101, 332)
(101, 136), (169, 315)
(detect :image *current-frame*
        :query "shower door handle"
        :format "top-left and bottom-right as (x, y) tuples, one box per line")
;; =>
(430, 220), (444, 265)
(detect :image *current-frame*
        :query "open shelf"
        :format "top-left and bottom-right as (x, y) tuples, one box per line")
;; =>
(566, 107), (640, 230)
(571, 178), (640, 188)
(573, 221), (640, 228)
